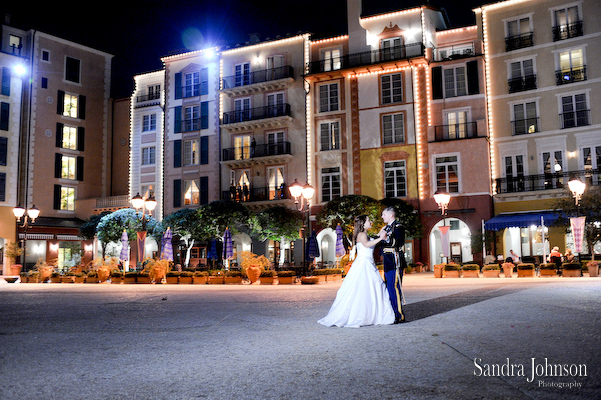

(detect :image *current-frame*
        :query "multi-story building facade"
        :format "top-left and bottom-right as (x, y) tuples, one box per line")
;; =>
(477, 0), (601, 260)
(162, 48), (221, 217)
(219, 34), (310, 264)
(1, 24), (113, 270)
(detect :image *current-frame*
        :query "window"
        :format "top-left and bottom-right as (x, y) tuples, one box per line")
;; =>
(561, 94), (589, 129)
(183, 105), (199, 132)
(320, 121), (340, 151)
(505, 16), (533, 51)
(508, 59), (536, 93)
(60, 187), (75, 210)
(267, 131), (285, 155)
(234, 62), (250, 86)
(184, 180), (200, 205)
(0, 172), (5, 202)
(1, 102), (10, 131)
(381, 73), (402, 104)
(319, 83), (339, 112)
(234, 135), (251, 160)
(61, 155), (76, 179)
(9, 35), (22, 55)
(63, 93), (78, 118)
(65, 57), (81, 84)
(503, 155), (525, 192)
(435, 155), (459, 193)
(0, 137), (7, 166)
(512, 101), (538, 135)
(184, 139), (199, 166)
(557, 48), (586, 85)
(267, 166), (285, 200)
(380, 37), (404, 61)
(42, 50), (50, 62)
(582, 145), (601, 185)
(142, 114), (156, 132)
(542, 151), (565, 189)
(184, 71), (200, 97)
(142, 147), (155, 165)
(234, 97), (251, 122)
(2, 67), (11, 96)
(553, 6), (582, 41)
(321, 49), (341, 72)
(267, 92), (285, 116)
(443, 66), (466, 98)
(321, 167), (341, 202)
(148, 84), (160, 100)
(382, 113), (404, 144)
(384, 161), (406, 198)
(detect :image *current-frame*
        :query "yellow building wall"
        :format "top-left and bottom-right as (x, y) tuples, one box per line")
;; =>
(359, 146), (417, 199)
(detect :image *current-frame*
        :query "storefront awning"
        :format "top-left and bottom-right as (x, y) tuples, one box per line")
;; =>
(484, 211), (561, 231)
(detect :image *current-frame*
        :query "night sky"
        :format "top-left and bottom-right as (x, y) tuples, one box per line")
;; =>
(2, 0), (488, 98)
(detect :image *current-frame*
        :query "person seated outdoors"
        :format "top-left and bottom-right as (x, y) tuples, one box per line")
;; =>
(564, 248), (575, 263)
(484, 252), (496, 265)
(549, 246), (562, 275)
(510, 249), (520, 264)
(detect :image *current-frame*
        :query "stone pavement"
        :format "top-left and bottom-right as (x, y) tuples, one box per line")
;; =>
(0, 273), (599, 400)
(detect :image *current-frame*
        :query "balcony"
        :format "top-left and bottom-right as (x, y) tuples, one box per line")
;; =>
(552, 21), (583, 41)
(222, 141), (291, 162)
(222, 186), (291, 203)
(222, 104), (291, 125)
(134, 92), (161, 108)
(508, 75), (537, 93)
(222, 66), (294, 90)
(433, 122), (482, 142)
(496, 169), (600, 194)
(560, 110), (590, 129)
(556, 66), (587, 85)
(505, 33), (533, 52)
(511, 117), (539, 136)
(306, 42), (424, 75)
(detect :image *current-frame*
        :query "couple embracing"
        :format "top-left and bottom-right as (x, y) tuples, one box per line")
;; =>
(318, 207), (407, 328)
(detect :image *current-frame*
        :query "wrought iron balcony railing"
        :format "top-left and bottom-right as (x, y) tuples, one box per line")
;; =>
(495, 168), (600, 194)
(222, 66), (294, 89)
(511, 117), (539, 135)
(508, 74), (537, 93)
(433, 122), (481, 141)
(222, 186), (291, 202)
(222, 141), (291, 161)
(505, 32), (533, 52)
(560, 109), (590, 129)
(552, 21), (583, 41)
(222, 104), (291, 125)
(556, 66), (587, 85)
(306, 42), (424, 74)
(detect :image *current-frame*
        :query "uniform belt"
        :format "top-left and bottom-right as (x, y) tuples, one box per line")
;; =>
(383, 248), (399, 253)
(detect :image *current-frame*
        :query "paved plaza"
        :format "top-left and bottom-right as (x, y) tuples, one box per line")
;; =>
(0, 273), (599, 399)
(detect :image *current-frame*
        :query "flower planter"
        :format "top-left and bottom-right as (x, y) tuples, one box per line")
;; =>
(74, 276), (86, 283)
(325, 273), (343, 282)
(61, 276), (75, 283)
(50, 276), (61, 283)
(246, 266), (261, 284)
(503, 266), (513, 278)
(433, 265), (443, 278)
(179, 276), (193, 284)
(444, 270), (461, 278)
(277, 276), (296, 284)
(192, 276), (209, 284)
(562, 269), (581, 277)
(301, 276), (319, 284)
(462, 270), (479, 278)
(136, 275), (151, 284)
(124, 276), (137, 284)
(224, 276), (243, 284)
(208, 276), (225, 284)
(588, 265), (599, 277)
(539, 269), (556, 277)
(259, 276), (276, 285)
(483, 269), (500, 278)
(517, 269), (535, 277)
(111, 277), (123, 284)
(9, 264), (22, 276)
(86, 277), (99, 283)
(166, 276), (179, 284)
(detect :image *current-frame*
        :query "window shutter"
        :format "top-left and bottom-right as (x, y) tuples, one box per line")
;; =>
(53, 184), (61, 209)
(78, 95), (86, 119)
(77, 127), (85, 151)
(57, 90), (65, 115)
(0, 137), (7, 166)
(173, 139), (182, 168)
(55, 153), (62, 178)
(76, 156), (84, 181)
(467, 60), (480, 95)
(200, 176), (208, 205)
(56, 123), (64, 147)
(174, 106), (182, 133)
(200, 101), (209, 129)
(174, 73), (182, 99)
(432, 66), (443, 99)
(173, 179), (182, 208)
(200, 68), (209, 95)
(1, 67), (10, 96)
(200, 136), (209, 165)
(0, 102), (9, 131)
(0, 172), (5, 202)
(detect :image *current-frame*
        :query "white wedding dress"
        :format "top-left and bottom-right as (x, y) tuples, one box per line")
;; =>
(318, 242), (395, 328)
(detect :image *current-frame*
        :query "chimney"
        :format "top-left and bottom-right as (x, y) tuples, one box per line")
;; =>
(347, 0), (368, 53)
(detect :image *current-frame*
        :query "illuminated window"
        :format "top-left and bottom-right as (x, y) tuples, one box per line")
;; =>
(61, 155), (76, 180)
(63, 93), (78, 118)
(320, 121), (340, 151)
(60, 187), (75, 210)
(184, 139), (199, 166)
(62, 125), (77, 150)
(435, 155), (459, 193)
(321, 49), (341, 72)
(184, 179), (200, 205)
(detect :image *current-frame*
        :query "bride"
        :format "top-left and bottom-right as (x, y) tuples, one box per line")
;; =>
(318, 215), (395, 328)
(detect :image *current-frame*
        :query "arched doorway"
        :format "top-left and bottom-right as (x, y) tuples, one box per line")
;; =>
(316, 228), (336, 267)
(429, 217), (473, 265)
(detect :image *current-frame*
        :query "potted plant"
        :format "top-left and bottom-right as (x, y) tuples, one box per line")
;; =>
(179, 270), (194, 284)
(259, 269), (277, 285)
(587, 260), (599, 277)
(27, 270), (40, 283)
(433, 263), (444, 278)
(208, 270), (225, 284)
(19, 272), (28, 283)
(143, 258), (169, 284)
(166, 270), (180, 284)
(562, 262), (582, 277)
(502, 262), (514, 278)
(86, 270), (98, 283)
(225, 270), (244, 284)
(61, 270), (76, 283)
(482, 264), (500, 278)
(124, 271), (139, 284)
(539, 263), (557, 277)
(462, 264), (480, 278)
(3, 242), (23, 276)
(240, 251), (270, 284)
(276, 270), (296, 284)
(517, 263), (535, 277)
(443, 263), (461, 278)
(110, 269), (123, 284)
(192, 270), (209, 284)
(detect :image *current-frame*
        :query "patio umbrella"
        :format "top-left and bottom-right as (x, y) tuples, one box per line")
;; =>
(119, 230), (129, 262)
(223, 228), (234, 270)
(306, 230), (320, 260)
(207, 240), (218, 260)
(160, 227), (174, 261)
(335, 224), (346, 257)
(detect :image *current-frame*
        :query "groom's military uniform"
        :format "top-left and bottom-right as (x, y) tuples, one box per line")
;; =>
(382, 220), (406, 323)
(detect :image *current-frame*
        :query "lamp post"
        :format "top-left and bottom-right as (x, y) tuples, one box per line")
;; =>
(433, 190), (451, 263)
(13, 204), (40, 271)
(568, 178), (586, 262)
(131, 191), (157, 263)
(289, 179), (315, 277)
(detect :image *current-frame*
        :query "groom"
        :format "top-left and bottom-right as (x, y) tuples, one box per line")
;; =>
(379, 207), (406, 323)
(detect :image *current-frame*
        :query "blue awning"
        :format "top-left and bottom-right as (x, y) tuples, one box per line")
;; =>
(484, 211), (561, 231)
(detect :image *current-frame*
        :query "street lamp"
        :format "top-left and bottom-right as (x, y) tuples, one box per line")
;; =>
(13, 204), (40, 270)
(434, 190), (451, 263)
(131, 191), (157, 263)
(568, 178), (585, 207)
(289, 179), (314, 276)
(568, 178), (586, 263)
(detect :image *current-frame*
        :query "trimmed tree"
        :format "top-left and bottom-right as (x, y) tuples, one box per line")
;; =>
(96, 209), (159, 257)
(160, 208), (202, 267)
(252, 206), (303, 268)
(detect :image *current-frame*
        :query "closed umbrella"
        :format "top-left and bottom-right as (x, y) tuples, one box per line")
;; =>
(120, 230), (129, 261)
(306, 230), (320, 260)
(223, 228), (233, 269)
(335, 224), (346, 257)
(207, 239), (218, 268)
(160, 227), (174, 261)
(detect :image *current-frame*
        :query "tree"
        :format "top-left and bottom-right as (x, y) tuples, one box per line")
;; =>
(160, 208), (202, 267)
(553, 186), (601, 256)
(380, 198), (423, 239)
(96, 209), (159, 257)
(79, 211), (111, 241)
(196, 200), (254, 239)
(252, 206), (303, 267)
